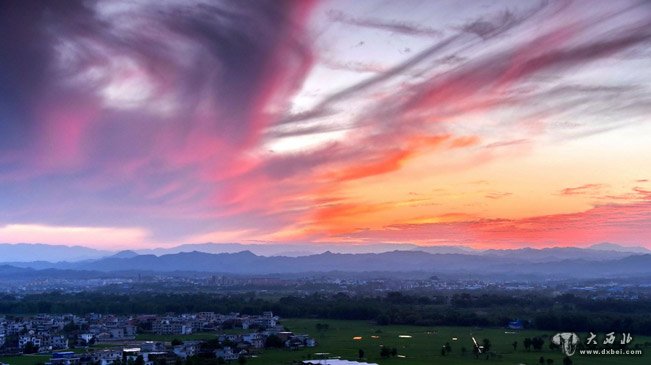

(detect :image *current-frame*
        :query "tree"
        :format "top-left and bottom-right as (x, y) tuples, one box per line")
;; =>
(376, 314), (390, 326)
(315, 323), (330, 331)
(23, 341), (39, 354)
(358, 349), (364, 359)
(63, 322), (78, 333)
(532, 337), (545, 351)
(264, 334), (284, 349)
(482, 338), (491, 352)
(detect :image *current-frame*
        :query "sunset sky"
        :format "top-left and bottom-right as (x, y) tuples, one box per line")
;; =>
(1, 0), (651, 250)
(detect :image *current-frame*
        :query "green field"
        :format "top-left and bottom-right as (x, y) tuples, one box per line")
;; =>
(249, 319), (650, 365)
(0, 355), (49, 365)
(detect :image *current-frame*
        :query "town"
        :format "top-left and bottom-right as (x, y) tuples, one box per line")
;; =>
(0, 311), (316, 365)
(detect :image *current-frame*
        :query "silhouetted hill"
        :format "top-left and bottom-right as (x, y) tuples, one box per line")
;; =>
(0, 243), (109, 262)
(2, 251), (651, 278)
(481, 246), (635, 262)
(13, 250), (647, 278)
(110, 250), (140, 259)
(136, 242), (477, 257)
(588, 242), (650, 253)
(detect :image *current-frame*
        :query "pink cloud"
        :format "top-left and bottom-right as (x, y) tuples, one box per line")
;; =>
(560, 184), (607, 196)
(336, 201), (651, 248)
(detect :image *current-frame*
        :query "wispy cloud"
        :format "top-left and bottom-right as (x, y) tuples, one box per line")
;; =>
(560, 184), (607, 196)
(327, 10), (444, 37)
(1, 0), (650, 247)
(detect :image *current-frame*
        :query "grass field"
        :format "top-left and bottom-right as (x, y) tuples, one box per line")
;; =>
(249, 318), (651, 365)
(0, 355), (49, 365)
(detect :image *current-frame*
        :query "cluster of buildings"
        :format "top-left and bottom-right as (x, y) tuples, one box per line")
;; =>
(0, 313), (138, 354)
(0, 314), (74, 353)
(1, 312), (316, 364)
(41, 328), (316, 365)
(148, 311), (277, 335)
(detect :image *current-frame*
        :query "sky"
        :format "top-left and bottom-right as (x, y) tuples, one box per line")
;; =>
(1, 0), (651, 250)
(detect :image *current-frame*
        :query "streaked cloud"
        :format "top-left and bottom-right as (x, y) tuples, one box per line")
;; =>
(1, 0), (650, 248)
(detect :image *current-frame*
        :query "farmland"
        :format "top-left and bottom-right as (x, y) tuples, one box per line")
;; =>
(249, 318), (650, 365)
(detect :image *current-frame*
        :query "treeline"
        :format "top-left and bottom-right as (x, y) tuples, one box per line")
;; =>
(2, 291), (651, 334)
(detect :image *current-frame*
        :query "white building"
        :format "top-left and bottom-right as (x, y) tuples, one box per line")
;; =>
(302, 361), (379, 365)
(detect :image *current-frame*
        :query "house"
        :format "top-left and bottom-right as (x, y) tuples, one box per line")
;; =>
(215, 347), (239, 361)
(18, 335), (41, 350)
(140, 341), (166, 353)
(90, 349), (122, 365)
(152, 320), (192, 335)
(242, 333), (264, 349)
(124, 325), (137, 337)
(46, 351), (80, 365)
(49, 335), (69, 350)
(292, 334), (316, 348)
(285, 337), (305, 350)
(173, 341), (201, 359)
(79, 333), (95, 345)
(252, 312), (277, 328)
(109, 328), (124, 339)
(302, 361), (379, 365)
(143, 351), (173, 365)
(218, 334), (239, 343)
(122, 347), (141, 363)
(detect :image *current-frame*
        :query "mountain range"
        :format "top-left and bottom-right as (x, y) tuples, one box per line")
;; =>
(1, 243), (651, 278)
(1, 241), (647, 264)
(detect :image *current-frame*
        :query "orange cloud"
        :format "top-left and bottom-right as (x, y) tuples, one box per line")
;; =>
(317, 190), (651, 248)
(560, 183), (607, 196)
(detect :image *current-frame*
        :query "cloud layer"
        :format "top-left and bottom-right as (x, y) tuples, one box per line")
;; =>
(1, 0), (650, 248)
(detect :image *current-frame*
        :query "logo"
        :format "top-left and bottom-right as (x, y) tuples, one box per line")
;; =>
(552, 332), (580, 356)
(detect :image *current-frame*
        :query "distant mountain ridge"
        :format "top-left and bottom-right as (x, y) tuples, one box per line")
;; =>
(135, 242), (477, 257)
(3, 249), (651, 278)
(0, 243), (110, 262)
(0, 242), (477, 263)
(588, 242), (650, 253)
(1, 242), (648, 274)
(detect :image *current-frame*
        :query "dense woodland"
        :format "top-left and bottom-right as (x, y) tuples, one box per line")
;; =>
(2, 291), (651, 335)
